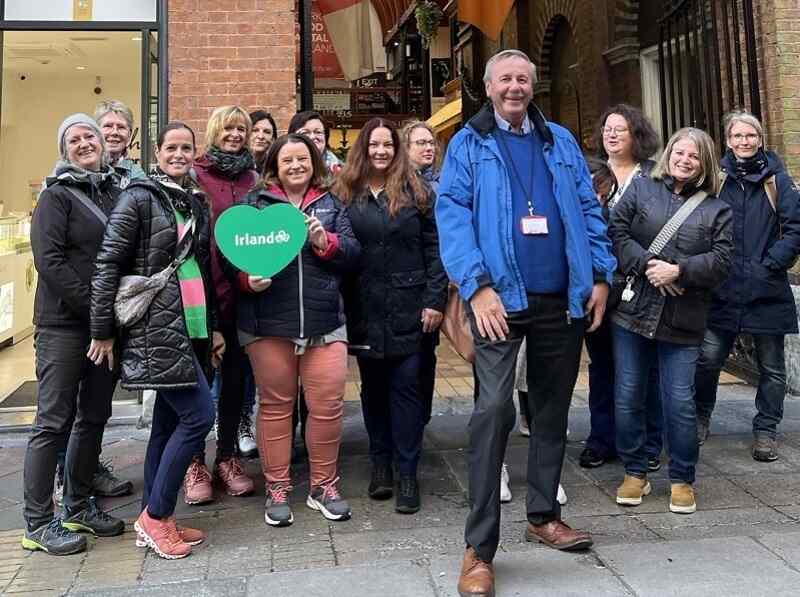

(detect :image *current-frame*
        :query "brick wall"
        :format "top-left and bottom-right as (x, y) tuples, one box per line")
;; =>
(756, 0), (800, 177)
(168, 0), (296, 150)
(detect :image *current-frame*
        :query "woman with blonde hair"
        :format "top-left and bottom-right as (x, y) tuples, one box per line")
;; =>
(608, 127), (733, 515)
(183, 105), (258, 505)
(335, 118), (448, 514)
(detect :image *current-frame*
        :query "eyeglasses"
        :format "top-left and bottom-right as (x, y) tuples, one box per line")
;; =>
(298, 129), (326, 139)
(602, 127), (629, 136)
(730, 133), (759, 142)
(413, 139), (436, 148)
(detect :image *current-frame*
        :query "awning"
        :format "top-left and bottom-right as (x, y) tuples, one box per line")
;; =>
(427, 98), (462, 134)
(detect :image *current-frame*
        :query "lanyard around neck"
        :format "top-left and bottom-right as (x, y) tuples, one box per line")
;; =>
(496, 131), (537, 215)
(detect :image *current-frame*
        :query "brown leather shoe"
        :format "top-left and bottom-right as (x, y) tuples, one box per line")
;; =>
(525, 519), (593, 551)
(457, 547), (495, 597)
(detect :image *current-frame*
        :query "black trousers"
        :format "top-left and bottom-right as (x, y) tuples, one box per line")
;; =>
(420, 331), (439, 424)
(215, 321), (249, 458)
(465, 294), (584, 562)
(23, 326), (115, 530)
(358, 353), (425, 476)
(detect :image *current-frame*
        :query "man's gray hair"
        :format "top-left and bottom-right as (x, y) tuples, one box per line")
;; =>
(94, 99), (134, 130)
(483, 49), (537, 84)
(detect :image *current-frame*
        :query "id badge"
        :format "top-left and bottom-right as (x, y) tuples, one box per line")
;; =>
(521, 215), (548, 235)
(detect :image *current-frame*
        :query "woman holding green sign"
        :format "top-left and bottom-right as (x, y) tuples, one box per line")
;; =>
(89, 121), (224, 559)
(335, 118), (448, 515)
(222, 132), (361, 527)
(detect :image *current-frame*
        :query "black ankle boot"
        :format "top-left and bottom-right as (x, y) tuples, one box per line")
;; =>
(368, 463), (393, 500)
(395, 475), (420, 514)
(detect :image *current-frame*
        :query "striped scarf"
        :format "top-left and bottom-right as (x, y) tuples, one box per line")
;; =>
(174, 210), (208, 340)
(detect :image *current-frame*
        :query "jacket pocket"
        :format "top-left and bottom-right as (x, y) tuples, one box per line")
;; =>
(614, 275), (646, 316)
(663, 290), (709, 334)
(390, 269), (425, 333)
(750, 260), (792, 302)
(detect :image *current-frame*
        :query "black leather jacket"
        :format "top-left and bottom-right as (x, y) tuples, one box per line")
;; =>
(608, 175), (733, 345)
(91, 178), (216, 390)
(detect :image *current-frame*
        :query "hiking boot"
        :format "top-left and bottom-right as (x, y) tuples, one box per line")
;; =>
(648, 456), (662, 472)
(53, 465), (64, 508)
(368, 463), (393, 500)
(134, 509), (191, 560)
(63, 498), (125, 537)
(307, 478), (351, 521)
(578, 447), (607, 469)
(237, 413), (258, 458)
(264, 483), (294, 527)
(183, 457), (213, 505)
(616, 474), (651, 506)
(22, 519), (86, 556)
(697, 419), (710, 445)
(396, 475), (420, 514)
(137, 516), (205, 547)
(500, 463), (512, 503)
(92, 460), (134, 497)
(752, 435), (778, 462)
(214, 456), (254, 496)
(669, 482), (696, 514)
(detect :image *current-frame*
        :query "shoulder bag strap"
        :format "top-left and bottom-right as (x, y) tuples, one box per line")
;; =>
(64, 186), (108, 226)
(764, 175), (778, 212)
(647, 189), (708, 255)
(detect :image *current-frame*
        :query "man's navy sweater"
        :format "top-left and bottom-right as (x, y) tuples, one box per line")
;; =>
(495, 127), (568, 294)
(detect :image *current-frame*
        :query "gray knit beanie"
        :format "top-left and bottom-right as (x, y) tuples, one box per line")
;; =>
(57, 113), (106, 161)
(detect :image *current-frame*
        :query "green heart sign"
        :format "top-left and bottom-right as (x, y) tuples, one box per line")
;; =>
(215, 203), (308, 278)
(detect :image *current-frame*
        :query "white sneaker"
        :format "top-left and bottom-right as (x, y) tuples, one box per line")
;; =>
(500, 463), (512, 503)
(557, 483), (567, 505)
(518, 416), (530, 437)
(236, 414), (258, 458)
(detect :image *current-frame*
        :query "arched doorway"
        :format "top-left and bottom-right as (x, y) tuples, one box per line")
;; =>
(543, 16), (580, 142)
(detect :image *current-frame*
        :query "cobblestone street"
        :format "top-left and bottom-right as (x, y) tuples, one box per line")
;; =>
(1, 343), (800, 596)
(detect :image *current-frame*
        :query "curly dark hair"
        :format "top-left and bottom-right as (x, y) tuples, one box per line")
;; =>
(593, 104), (660, 162)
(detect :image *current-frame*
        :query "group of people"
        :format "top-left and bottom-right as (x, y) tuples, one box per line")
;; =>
(434, 49), (800, 597)
(19, 46), (800, 597)
(22, 96), (449, 559)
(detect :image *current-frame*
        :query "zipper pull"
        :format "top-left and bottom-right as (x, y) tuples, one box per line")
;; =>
(566, 310), (571, 325)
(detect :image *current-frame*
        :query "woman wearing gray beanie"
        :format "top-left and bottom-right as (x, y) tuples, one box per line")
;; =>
(22, 113), (125, 556)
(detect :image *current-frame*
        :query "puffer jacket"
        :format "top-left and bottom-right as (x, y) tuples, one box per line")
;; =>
(708, 150), (800, 334)
(193, 155), (258, 325)
(32, 171), (119, 327)
(224, 185), (361, 339)
(91, 177), (217, 390)
(344, 188), (448, 359)
(609, 175), (733, 345)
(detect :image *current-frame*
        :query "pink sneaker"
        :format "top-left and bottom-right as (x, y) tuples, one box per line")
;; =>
(137, 516), (206, 547)
(183, 457), (213, 505)
(134, 510), (191, 560)
(214, 456), (254, 496)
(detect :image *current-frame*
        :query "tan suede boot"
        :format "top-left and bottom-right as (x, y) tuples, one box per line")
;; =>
(616, 474), (651, 506)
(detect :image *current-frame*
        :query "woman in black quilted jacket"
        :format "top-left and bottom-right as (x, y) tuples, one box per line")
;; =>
(89, 121), (224, 560)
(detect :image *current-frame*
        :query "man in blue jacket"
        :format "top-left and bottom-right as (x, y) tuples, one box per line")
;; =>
(436, 49), (616, 597)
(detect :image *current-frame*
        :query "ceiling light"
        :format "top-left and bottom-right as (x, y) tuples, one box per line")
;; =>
(131, 36), (142, 41)
(75, 65), (86, 70)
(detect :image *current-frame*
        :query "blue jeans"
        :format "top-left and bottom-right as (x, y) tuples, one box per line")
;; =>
(357, 353), (424, 476)
(612, 324), (699, 483)
(585, 320), (663, 459)
(695, 328), (786, 438)
(142, 354), (215, 518)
